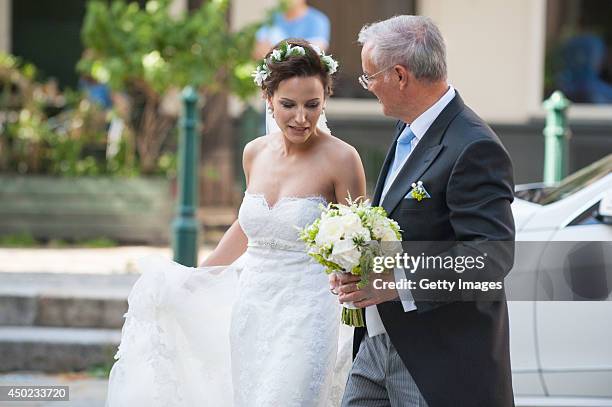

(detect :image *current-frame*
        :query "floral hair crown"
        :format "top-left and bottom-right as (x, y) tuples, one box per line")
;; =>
(252, 41), (339, 87)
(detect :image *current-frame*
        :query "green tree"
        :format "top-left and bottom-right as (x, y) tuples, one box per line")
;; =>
(78, 0), (274, 174)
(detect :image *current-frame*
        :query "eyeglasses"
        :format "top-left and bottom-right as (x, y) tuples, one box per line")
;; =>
(358, 66), (393, 89)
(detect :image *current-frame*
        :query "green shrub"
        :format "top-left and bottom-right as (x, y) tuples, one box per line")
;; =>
(0, 233), (39, 247)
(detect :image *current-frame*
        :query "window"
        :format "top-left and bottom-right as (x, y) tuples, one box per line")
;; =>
(308, 0), (415, 99)
(545, 0), (612, 104)
(12, 0), (150, 89)
(568, 202), (602, 226)
(514, 154), (612, 205)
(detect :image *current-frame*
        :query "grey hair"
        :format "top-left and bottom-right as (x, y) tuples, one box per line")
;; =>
(358, 15), (447, 82)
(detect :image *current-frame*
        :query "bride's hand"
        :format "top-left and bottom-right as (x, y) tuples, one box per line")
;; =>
(328, 273), (340, 294)
(336, 272), (399, 308)
(335, 273), (361, 298)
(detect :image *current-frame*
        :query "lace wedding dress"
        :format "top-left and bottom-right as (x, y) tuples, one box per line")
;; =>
(106, 191), (353, 407)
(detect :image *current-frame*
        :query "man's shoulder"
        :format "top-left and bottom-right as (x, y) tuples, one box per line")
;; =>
(440, 105), (512, 177)
(446, 103), (503, 149)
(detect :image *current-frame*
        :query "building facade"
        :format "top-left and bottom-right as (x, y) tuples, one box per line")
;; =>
(2, 0), (611, 186)
(233, 0), (612, 185)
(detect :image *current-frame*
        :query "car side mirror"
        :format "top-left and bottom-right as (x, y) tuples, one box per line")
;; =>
(595, 191), (612, 225)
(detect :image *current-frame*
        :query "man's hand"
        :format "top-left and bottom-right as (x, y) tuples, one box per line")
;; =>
(332, 272), (399, 308)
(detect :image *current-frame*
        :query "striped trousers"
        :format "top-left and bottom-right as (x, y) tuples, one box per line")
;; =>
(341, 333), (429, 407)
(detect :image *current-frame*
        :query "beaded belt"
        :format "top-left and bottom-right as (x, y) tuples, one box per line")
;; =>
(247, 238), (306, 252)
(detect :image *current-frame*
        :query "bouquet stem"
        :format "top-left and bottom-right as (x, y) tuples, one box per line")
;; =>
(342, 307), (365, 327)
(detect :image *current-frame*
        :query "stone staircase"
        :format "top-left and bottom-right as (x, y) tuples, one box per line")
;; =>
(0, 272), (138, 372)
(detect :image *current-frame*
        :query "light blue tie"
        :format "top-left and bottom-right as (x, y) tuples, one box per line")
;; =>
(389, 126), (416, 176)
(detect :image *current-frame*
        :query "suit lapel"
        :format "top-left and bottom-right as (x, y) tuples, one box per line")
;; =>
(371, 121), (406, 206)
(381, 93), (465, 215)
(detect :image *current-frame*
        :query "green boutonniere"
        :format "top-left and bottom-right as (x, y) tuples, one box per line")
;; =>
(410, 181), (427, 201)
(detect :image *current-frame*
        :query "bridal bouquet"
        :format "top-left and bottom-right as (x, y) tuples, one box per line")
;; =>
(298, 196), (401, 327)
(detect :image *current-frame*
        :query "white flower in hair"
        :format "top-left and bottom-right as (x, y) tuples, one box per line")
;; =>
(321, 55), (339, 74)
(271, 49), (282, 62)
(310, 44), (323, 55)
(251, 64), (270, 87)
(286, 44), (306, 57)
(252, 41), (339, 87)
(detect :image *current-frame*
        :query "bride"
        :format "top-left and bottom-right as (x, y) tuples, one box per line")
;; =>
(106, 39), (367, 406)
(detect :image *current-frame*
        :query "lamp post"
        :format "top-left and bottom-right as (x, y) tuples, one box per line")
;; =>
(172, 86), (200, 266)
(542, 91), (571, 184)
(238, 105), (259, 189)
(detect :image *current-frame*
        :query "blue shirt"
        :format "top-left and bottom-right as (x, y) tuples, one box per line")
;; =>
(256, 7), (330, 47)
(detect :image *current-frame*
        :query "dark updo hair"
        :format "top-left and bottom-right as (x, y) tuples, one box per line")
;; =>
(261, 38), (334, 98)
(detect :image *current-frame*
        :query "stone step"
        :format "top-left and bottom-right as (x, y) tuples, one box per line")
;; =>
(0, 326), (120, 373)
(0, 272), (138, 329)
(0, 294), (128, 330)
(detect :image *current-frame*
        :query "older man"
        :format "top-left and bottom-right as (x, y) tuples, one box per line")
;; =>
(335, 15), (515, 407)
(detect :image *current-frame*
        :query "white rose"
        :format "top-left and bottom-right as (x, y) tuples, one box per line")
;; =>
(355, 225), (372, 241)
(380, 236), (403, 260)
(315, 216), (345, 246)
(330, 239), (361, 272)
(340, 213), (363, 237)
(337, 212), (369, 242)
(381, 227), (399, 242)
(370, 217), (387, 240)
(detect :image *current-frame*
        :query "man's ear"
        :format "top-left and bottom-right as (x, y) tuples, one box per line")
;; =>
(395, 65), (410, 90)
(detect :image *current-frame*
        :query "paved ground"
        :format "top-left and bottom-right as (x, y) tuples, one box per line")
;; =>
(0, 245), (213, 407)
(0, 246), (214, 275)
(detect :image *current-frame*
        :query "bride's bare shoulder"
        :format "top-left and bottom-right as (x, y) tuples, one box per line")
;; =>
(319, 132), (362, 165)
(243, 135), (271, 174)
(243, 135), (272, 160)
(317, 133), (366, 199)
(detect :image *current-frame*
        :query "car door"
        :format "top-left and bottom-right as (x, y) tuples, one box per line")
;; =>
(536, 199), (612, 398)
(509, 229), (555, 397)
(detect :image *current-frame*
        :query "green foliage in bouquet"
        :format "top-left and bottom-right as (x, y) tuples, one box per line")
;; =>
(77, 0), (278, 174)
(298, 195), (402, 327)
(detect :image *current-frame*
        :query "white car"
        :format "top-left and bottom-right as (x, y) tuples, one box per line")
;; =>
(509, 154), (612, 406)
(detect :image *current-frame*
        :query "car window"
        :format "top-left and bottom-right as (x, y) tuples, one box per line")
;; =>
(568, 202), (602, 226)
(516, 154), (612, 205)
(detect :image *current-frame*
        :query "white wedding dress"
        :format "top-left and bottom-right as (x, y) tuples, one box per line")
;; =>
(106, 191), (353, 407)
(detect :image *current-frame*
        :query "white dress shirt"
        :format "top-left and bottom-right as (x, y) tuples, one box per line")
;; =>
(365, 85), (456, 337)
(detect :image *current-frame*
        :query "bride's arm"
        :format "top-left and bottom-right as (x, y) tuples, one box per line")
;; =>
(329, 145), (367, 291)
(200, 139), (259, 267)
(333, 145), (367, 205)
(200, 220), (248, 266)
